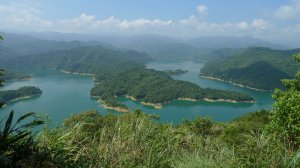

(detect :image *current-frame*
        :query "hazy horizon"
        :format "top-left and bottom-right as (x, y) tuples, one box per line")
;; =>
(1, 0), (300, 47)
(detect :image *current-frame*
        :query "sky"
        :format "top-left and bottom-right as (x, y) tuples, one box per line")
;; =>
(0, 0), (300, 45)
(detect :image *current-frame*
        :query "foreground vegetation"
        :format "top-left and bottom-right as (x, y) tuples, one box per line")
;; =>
(0, 109), (299, 167)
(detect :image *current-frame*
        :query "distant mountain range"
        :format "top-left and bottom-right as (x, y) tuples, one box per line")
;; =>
(0, 31), (286, 61)
(0, 32), (114, 58)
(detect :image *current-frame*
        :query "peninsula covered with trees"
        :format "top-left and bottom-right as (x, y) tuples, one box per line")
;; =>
(0, 86), (42, 104)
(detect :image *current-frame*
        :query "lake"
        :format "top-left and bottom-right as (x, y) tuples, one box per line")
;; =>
(0, 61), (273, 125)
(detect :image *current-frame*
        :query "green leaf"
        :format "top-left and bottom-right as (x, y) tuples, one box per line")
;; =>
(11, 112), (37, 131)
(6, 132), (31, 146)
(16, 112), (36, 124)
(20, 119), (44, 129)
(1, 111), (14, 141)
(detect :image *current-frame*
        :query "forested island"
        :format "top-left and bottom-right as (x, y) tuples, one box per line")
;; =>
(200, 47), (300, 90)
(163, 69), (188, 75)
(1, 46), (254, 111)
(0, 86), (42, 104)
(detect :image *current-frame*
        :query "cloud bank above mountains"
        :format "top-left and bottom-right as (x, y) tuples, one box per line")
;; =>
(0, 0), (300, 46)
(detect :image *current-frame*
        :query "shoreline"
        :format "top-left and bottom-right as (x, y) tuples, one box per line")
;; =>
(177, 98), (197, 102)
(125, 95), (253, 109)
(199, 75), (271, 92)
(125, 95), (137, 101)
(3, 94), (41, 107)
(97, 99), (129, 113)
(141, 102), (162, 109)
(203, 98), (255, 103)
(60, 70), (95, 77)
(5, 76), (32, 82)
(125, 95), (163, 109)
(125, 95), (162, 109)
(10, 94), (42, 102)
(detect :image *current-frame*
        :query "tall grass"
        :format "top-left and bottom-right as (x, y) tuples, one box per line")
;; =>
(37, 110), (299, 167)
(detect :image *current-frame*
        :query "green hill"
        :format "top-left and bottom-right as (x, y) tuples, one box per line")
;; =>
(200, 47), (300, 90)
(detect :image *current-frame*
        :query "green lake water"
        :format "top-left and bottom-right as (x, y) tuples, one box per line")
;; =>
(0, 61), (273, 125)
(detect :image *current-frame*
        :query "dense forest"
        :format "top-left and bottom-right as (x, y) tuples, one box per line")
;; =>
(1, 45), (254, 110)
(0, 86), (42, 104)
(200, 47), (300, 90)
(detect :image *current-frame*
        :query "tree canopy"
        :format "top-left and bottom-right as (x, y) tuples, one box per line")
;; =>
(270, 53), (300, 149)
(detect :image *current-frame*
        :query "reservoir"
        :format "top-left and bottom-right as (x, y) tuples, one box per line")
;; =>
(0, 61), (273, 125)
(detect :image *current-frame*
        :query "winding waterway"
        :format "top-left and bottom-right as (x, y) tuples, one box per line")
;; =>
(0, 61), (273, 125)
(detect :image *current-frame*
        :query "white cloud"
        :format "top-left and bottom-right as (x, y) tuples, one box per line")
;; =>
(117, 18), (172, 29)
(56, 13), (173, 34)
(0, 3), (52, 30)
(196, 5), (208, 15)
(283, 23), (300, 34)
(61, 13), (96, 26)
(179, 15), (199, 26)
(252, 19), (269, 30)
(59, 14), (254, 36)
(1, 1), (300, 45)
(236, 22), (249, 30)
(179, 15), (249, 33)
(275, 0), (300, 19)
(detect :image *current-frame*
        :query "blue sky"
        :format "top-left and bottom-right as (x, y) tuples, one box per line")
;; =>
(34, 0), (283, 21)
(0, 0), (300, 45)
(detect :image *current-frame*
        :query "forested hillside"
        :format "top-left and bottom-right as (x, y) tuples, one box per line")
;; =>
(0, 32), (114, 61)
(1, 46), (151, 74)
(200, 47), (300, 90)
(194, 48), (245, 61)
